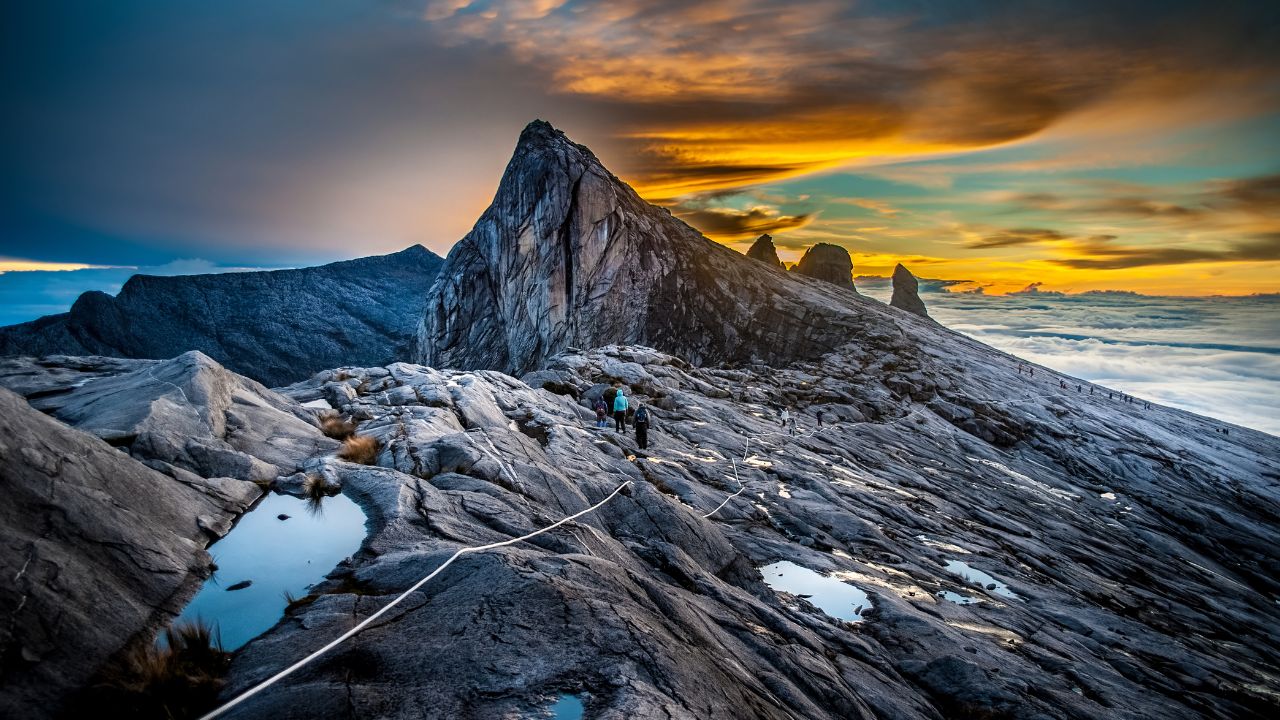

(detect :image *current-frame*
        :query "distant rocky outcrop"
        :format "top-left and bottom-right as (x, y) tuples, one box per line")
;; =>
(416, 120), (877, 375)
(0, 246), (445, 387)
(890, 263), (930, 318)
(745, 233), (785, 269)
(792, 243), (855, 290)
(0, 386), (259, 718)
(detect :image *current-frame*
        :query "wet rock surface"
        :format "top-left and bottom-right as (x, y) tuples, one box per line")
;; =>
(0, 387), (258, 718)
(746, 233), (786, 269)
(415, 121), (876, 375)
(221, 342), (1279, 719)
(890, 263), (930, 319)
(792, 243), (855, 291)
(0, 246), (444, 386)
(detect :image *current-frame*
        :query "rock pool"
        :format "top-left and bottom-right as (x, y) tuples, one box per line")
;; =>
(760, 560), (871, 622)
(169, 491), (367, 650)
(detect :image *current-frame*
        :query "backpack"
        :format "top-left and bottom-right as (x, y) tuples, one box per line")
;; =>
(635, 408), (649, 424)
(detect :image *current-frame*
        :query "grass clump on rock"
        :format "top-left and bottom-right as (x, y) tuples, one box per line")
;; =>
(78, 620), (229, 719)
(319, 412), (357, 440)
(337, 434), (380, 465)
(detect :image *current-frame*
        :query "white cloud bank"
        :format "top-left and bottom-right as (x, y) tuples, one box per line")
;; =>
(861, 284), (1280, 436)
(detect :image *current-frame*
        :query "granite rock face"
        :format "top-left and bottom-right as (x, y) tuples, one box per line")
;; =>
(223, 343), (1280, 719)
(416, 121), (871, 375)
(0, 246), (444, 386)
(0, 351), (336, 483)
(792, 243), (855, 290)
(745, 233), (785, 269)
(889, 263), (930, 318)
(0, 387), (259, 718)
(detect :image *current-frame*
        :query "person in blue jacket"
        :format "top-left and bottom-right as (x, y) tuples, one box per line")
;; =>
(613, 388), (629, 433)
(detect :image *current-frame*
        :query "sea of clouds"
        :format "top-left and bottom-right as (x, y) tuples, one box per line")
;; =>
(859, 279), (1280, 436)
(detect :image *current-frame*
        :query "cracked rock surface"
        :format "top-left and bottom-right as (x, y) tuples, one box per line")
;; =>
(0, 386), (258, 718)
(223, 341), (1279, 719)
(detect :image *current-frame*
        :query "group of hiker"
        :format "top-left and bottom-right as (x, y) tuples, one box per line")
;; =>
(1018, 362), (1153, 410)
(593, 381), (652, 448)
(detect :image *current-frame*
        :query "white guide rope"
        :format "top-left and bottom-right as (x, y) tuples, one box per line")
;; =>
(199, 479), (633, 720)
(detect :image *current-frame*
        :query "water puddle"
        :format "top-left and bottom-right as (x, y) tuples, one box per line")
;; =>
(938, 590), (982, 605)
(170, 491), (367, 650)
(759, 561), (871, 622)
(548, 694), (584, 719)
(944, 560), (1022, 601)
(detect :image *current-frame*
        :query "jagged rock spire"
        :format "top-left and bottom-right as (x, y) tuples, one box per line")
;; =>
(415, 120), (874, 374)
(792, 243), (855, 291)
(890, 263), (930, 318)
(746, 234), (785, 269)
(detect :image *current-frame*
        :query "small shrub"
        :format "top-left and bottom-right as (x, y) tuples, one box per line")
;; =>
(337, 435), (380, 465)
(319, 413), (357, 440)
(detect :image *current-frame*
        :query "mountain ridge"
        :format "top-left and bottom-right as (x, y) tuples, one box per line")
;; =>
(0, 245), (444, 386)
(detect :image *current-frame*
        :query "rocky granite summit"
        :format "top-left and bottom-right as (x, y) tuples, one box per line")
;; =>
(746, 233), (786, 269)
(1, 120), (1279, 720)
(0, 245), (444, 386)
(416, 121), (871, 375)
(792, 243), (856, 290)
(890, 263), (930, 319)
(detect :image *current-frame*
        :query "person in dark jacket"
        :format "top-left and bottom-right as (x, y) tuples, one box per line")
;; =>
(634, 405), (651, 449)
(613, 388), (629, 433)
(593, 398), (608, 427)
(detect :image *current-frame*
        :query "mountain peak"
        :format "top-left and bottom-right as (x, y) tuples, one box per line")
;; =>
(890, 263), (930, 318)
(746, 234), (785, 269)
(416, 123), (882, 374)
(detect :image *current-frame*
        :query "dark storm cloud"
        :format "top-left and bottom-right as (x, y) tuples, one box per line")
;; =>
(968, 228), (1076, 249)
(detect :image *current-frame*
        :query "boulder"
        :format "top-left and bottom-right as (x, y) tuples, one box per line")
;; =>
(0, 387), (257, 719)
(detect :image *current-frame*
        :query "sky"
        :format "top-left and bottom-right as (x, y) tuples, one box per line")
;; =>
(3, 0), (1278, 295)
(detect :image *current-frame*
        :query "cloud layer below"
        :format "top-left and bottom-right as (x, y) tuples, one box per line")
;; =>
(858, 282), (1280, 435)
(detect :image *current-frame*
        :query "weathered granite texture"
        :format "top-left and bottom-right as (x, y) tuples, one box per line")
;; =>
(415, 121), (873, 375)
(890, 263), (930, 318)
(0, 387), (257, 718)
(0, 246), (444, 386)
(230, 342), (1280, 719)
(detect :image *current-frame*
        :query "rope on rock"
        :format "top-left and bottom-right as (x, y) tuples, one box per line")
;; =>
(199, 479), (634, 720)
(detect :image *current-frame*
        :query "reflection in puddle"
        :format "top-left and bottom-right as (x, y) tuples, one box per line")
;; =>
(169, 492), (367, 650)
(760, 561), (871, 622)
(938, 590), (982, 605)
(549, 694), (584, 720)
(945, 560), (1022, 601)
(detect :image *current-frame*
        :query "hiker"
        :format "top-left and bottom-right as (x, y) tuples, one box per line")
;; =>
(1076, 384), (1082, 392)
(634, 405), (651, 449)
(613, 387), (629, 433)
(780, 407), (791, 429)
(593, 398), (608, 428)
(1029, 367), (1034, 377)
(816, 409), (825, 429)
(789, 413), (798, 436)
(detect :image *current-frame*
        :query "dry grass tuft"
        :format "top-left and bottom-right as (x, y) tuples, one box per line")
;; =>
(337, 434), (380, 465)
(319, 413), (357, 440)
(78, 619), (229, 718)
